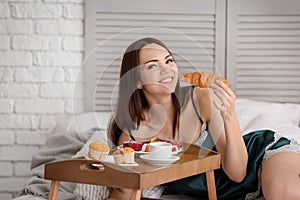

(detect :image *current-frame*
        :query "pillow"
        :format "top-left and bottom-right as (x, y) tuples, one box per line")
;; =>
(243, 114), (300, 143)
(236, 99), (300, 132)
(72, 129), (109, 159)
(286, 103), (300, 126)
(54, 112), (112, 134)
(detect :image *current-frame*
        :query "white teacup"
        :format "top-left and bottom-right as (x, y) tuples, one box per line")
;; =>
(148, 142), (178, 159)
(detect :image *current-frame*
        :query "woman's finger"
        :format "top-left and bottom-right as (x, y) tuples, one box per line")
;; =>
(212, 87), (227, 104)
(213, 99), (226, 112)
(214, 80), (236, 105)
(211, 83), (230, 104)
(215, 80), (234, 98)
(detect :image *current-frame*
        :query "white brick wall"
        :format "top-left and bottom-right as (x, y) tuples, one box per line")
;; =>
(0, 1), (85, 199)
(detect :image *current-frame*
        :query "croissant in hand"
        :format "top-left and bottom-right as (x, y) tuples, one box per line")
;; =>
(180, 71), (231, 88)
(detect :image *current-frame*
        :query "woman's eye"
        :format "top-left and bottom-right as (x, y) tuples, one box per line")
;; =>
(147, 64), (158, 70)
(166, 59), (173, 64)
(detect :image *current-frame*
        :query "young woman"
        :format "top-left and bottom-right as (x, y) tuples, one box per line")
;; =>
(108, 37), (300, 200)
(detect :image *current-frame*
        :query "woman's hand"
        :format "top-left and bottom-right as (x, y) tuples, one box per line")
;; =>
(210, 79), (236, 120)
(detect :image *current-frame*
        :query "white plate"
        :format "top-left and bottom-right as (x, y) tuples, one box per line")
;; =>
(84, 155), (139, 167)
(135, 144), (183, 154)
(140, 155), (180, 166)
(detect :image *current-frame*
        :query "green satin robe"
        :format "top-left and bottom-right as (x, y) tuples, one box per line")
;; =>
(166, 129), (291, 200)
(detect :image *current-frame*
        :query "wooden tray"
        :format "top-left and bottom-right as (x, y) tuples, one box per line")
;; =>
(45, 144), (221, 200)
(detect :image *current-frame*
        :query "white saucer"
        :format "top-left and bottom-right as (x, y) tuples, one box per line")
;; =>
(140, 155), (180, 166)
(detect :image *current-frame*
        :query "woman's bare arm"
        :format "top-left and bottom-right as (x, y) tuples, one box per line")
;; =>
(211, 80), (248, 182)
(195, 82), (248, 182)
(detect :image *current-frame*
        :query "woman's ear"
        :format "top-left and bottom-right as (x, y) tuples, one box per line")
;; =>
(137, 82), (142, 89)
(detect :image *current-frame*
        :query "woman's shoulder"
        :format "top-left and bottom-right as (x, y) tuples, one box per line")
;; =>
(193, 86), (211, 99)
(181, 86), (212, 122)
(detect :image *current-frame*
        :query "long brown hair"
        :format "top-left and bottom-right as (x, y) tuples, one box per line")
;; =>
(108, 37), (182, 145)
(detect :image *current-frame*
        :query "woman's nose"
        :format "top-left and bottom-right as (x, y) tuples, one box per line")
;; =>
(160, 65), (170, 75)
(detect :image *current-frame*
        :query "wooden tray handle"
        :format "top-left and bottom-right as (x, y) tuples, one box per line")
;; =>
(45, 158), (139, 188)
(80, 160), (105, 172)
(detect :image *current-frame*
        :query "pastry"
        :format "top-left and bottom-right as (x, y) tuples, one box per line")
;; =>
(144, 138), (159, 152)
(113, 147), (135, 164)
(180, 71), (231, 88)
(144, 144), (150, 152)
(88, 142), (110, 161)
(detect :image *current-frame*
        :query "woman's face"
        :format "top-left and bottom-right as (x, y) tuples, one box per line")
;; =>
(138, 43), (179, 94)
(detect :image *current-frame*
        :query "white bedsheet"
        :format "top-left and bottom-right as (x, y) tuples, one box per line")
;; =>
(236, 99), (300, 143)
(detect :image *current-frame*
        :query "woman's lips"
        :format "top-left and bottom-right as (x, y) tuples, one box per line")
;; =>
(159, 76), (173, 84)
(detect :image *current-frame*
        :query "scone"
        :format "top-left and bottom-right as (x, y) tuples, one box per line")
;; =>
(113, 147), (135, 164)
(88, 142), (110, 161)
(180, 71), (231, 88)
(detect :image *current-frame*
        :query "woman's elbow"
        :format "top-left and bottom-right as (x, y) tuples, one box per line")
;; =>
(226, 164), (247, 183)
(230, 155), (248, 182)
(230, 169), (247, 183)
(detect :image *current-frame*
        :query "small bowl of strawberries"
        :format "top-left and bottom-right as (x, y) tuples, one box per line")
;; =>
(122, 140), (144, 151)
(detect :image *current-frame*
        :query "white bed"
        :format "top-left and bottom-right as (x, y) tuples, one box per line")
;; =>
(14, 98), (300, 200)
(66, 98), (300, 200)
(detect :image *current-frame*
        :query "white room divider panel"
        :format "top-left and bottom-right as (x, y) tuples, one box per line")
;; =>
(85, 0), (300, 112)
(227, 0), (300, 103)
(85, 0), (226, 112)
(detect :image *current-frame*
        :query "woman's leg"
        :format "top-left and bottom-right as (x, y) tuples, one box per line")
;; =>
(261, 152), (300, 200)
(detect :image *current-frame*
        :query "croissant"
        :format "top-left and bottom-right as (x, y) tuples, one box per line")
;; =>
(180, 71), (231, 88)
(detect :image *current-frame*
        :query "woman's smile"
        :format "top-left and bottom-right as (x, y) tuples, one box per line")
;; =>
(159, 76), (174, 84)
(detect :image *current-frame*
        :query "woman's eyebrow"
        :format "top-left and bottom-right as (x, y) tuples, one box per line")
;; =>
(145, 59), (158, 64)
(165, 54), (172, 59)
(144, 54), (172, 64)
